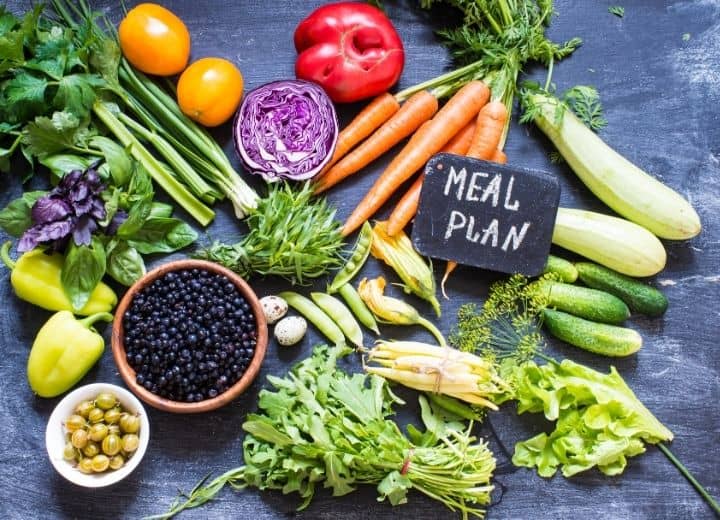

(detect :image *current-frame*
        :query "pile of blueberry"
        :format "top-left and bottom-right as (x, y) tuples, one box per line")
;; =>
(122, 268), (257, 403)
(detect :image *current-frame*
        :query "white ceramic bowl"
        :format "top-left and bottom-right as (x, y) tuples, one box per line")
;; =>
(46, 383), (150, 487)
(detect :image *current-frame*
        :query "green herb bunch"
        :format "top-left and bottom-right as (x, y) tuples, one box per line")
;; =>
(195, 183), (345, 285)
(150, 345), (496, 519)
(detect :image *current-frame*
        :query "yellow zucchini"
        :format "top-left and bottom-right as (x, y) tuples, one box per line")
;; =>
(532, 93), (701, 240)
(553, 208), (666, 277)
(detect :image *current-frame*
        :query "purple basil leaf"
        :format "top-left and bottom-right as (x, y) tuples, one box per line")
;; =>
(105, 209), (128, 236)
(31, 196), (72, 224)
(57, 169), (83, 194)
(72, 215), (98, 246)
(17, 227), (42, 252)
(89, 198), (106, 220)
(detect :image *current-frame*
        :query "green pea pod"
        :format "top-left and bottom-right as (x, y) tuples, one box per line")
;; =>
(311, 292), (363, 347)
(337, 283), (380, 335)
(328, 221), (373, 294)
(278, 291), (346, 347)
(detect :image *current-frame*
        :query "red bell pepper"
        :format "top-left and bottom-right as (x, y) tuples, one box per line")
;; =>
(294, 2), (405, 103)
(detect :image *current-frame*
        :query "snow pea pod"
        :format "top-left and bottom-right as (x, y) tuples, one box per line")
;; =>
(327, 221), (373, 294)
(337, 283), (380, 334)
(278, 291), (345, 346)
(311, 292), (363, 347)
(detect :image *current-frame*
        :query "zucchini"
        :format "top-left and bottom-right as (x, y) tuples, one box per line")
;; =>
(575, 262), (668, 317)
(542, 254), (578, 283)
(533, 280), (630, 324)
(553, 208), (666, 277)
(543, 309), (642, 357)
(530, 92), (701, 240)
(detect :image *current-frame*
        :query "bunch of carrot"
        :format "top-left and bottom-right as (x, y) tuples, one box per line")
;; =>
(312, 81), (509, 248)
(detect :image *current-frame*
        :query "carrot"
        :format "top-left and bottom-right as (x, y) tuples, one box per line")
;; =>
(342, 80), (490, 236)
(491, 148), (507, 164)
(317, 93), (400, 178)
(314, 91), (439, 194)
(466, 101), (508, 160)
(386, 120), (477, 236)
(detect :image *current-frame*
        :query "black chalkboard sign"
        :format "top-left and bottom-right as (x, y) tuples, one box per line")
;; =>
(411, 153), (560, 276)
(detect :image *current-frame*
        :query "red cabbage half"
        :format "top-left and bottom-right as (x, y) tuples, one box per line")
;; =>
(233, 79), (338, 182)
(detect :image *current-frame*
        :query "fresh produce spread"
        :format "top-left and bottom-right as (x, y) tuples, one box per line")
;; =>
(0, 0), (716, 518)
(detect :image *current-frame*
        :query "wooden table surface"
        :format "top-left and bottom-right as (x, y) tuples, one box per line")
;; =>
(0, 1), (718, 519)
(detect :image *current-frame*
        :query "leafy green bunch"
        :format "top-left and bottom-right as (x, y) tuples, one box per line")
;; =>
(195, 183), (345, 285)
(151, 345), (496, 519)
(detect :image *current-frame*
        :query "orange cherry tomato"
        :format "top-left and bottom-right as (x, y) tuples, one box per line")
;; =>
(177, 58), (244, 127)
(118, 3), (191, 76)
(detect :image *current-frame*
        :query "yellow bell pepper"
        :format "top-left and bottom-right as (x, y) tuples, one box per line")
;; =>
(1, 242), (116, 315)
(27, 311), (113, 397)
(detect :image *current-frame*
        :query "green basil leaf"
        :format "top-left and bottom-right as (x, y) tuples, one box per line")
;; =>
(127, 161), (153, 202)
(107, 242), (145, 286)
(89, 136), (132, 187)
(39, 153), (93, 180)
(127, 217), (198, 254)
(99, 187), (121, 228)
(117, 196), (152, 239)
(0, 190), (47, 236)
(61, 237), (107, 312)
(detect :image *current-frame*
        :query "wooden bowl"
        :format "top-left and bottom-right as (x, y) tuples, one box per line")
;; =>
(111, 259), (268, 413)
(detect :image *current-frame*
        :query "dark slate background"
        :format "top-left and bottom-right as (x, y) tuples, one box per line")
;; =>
(1, 1), (718, 519)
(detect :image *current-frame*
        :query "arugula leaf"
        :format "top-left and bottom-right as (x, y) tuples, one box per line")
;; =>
(377, 471), (411, 506)
(23, 111), (83, 157)
(126, 217), (198, 254)
(0, 190), (47, 236)
(3, 73), (48, 122)
(61, 236), (107, 312)
(52, 73), (104, 119)
(106, 241), (145, 286)
(89, 135), (131, 186)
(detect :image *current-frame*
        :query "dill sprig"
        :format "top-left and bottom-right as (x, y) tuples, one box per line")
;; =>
(195, 183), (344, 284)
(450, 274), (551, 366)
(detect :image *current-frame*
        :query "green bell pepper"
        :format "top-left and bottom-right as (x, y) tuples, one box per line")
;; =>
(27, 311), (113, 397)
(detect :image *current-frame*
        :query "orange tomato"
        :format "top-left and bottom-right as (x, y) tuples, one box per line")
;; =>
(119, 3), (190, 76)
(177, 58), (244, 127)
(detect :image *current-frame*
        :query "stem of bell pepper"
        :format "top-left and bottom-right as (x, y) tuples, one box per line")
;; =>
(77, 312), (114, 329)
(0, 241), (16, 270)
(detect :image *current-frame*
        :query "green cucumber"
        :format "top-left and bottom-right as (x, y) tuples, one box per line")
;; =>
(542, 254), (578, 283)
(533, 280), (630, 324)
(575, 262), (668, 317)
(543, 309), (642, 357)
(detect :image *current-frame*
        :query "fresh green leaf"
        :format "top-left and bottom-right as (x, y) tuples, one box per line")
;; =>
(117, 196), (152, 239)
(127, 161), (154, 201)
(377, 471), (411, 506)
(23, 111), (83, 157)
(89, 135), (131, 186)
(563, 85), (607, 131)
(2, 73), (48, 121)
(0, 190), (46, 236)
(99, 186), (120, 227)
(39, 153), (93, 180)
(89, 38), (120, 86)
(126, 217), (198, 254)
(608, 6), (625, 18)
(52, 73), (104, 119)
(61, 236), (107, 312)
(511, 359), (673, 478)
(106, 242), (145, 286)
(148, 201), (173, 219)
